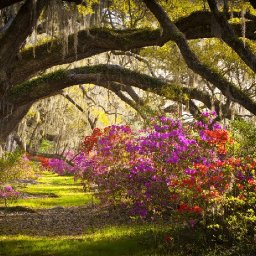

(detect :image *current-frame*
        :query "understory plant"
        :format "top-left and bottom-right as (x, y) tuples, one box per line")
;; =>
(0, 185), (20, 207)
(0, 152), (40, 208)
(43, 113), (256, 245)
(0, 151), (37, 184)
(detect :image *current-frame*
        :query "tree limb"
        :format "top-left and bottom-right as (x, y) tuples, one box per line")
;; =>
(11, 11), (256, 85)
(106, 82), (148, 119)
(0, 0), (48, 71)
(60, 90), (85, 113)
(7, 64), (235, 117)
(0, 103), (32, 143)
(207, 0), (256, 73)
(142, 0), (256, 115)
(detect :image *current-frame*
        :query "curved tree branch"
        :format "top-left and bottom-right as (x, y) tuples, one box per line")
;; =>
(7, 64), (235, 121)
(0, 64), (239, 141)
(11, 28), (164, 85)
(11, 10), (256, 86)
(142, 0), (256, 115)
(207, 0), (256, 73)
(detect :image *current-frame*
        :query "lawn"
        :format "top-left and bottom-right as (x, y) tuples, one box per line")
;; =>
(0, 224), (250, 256)
(0, 225), (171, 256)
(7, 172), (94, 209)
(0, 172), (254, 256)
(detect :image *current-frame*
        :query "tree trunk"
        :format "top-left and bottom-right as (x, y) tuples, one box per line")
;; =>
(0, 104), (31, 143)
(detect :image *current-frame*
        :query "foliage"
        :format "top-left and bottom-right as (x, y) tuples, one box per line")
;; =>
(45, 113), (255, 246)
(0, 185), (20, 207)
(230, 118), (256, 156)
(0, 151), (37, 184)
(39, 139), (54, 153)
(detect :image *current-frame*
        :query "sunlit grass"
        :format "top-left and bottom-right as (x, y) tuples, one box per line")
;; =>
(1, 224), (247, 256)
(4, 172), (95, 209)
(0, 173), (253, 256)
(0, 225), (173, 256)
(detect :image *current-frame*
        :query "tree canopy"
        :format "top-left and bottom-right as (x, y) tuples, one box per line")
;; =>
(0, 0), (256, 143)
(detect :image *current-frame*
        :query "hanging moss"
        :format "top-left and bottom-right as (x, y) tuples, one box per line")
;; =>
(159, 83), (189, 102)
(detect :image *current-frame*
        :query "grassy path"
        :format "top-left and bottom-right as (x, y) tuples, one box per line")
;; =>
(0, 172), (253, 256)
(0, 172), (171, 256)
(9, 172), (94, 209)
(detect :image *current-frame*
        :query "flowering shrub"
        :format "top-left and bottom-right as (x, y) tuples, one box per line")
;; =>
(33, 155), (74, 175)
(0, 185), (20, 207)
(0, 151), (37, 184)
(38, 156), (50, 169)
(45, 113), (255, 243)
(70, 114), (232, 216)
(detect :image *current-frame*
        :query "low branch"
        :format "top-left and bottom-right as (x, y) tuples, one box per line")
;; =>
(7, 64), (235, 117)
(207, 0), (256, 73)
(142, 0), (256, 115)
(11, 11), (256, 86)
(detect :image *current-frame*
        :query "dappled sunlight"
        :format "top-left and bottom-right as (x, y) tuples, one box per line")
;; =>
(0, 225), (183, 256)
(6, 173), (93, 209)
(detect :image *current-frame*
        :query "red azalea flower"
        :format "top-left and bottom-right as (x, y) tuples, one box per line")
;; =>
(248, 179), (256, 185)
(178, 203), (190, 213)
(191, 205), (203, 214)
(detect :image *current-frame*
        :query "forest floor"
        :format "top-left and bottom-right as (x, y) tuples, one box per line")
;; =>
(0, 172), (131, 236)
(0, 172), (253, 256)
(0, 172), (173, 256)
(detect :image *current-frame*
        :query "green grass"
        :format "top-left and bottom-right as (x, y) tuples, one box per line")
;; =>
(5, 172), (94, 209)
(0, 225), (252, 256)
(1, 172), (254, 256)
(0, 225), (171, 256)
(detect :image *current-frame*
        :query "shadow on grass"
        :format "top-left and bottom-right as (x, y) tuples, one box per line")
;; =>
(1, 224), (254, 256)
(0, 206), (36, 213)
(0, 226), (169, 256)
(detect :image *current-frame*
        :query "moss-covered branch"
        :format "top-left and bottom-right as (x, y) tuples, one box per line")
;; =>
(143, 0), (256, 115)
(11, 11), (256, 86)
(207, 0), (256, 73)
(8, 64), (213, 111)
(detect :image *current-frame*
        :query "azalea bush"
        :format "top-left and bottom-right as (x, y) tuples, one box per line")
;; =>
(73, 113), (233, 217)
(32, 154), (75, 176)
(0, 152), (40, 208)
(45, 113), (255, 244)
(0, 185), (20, 207)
